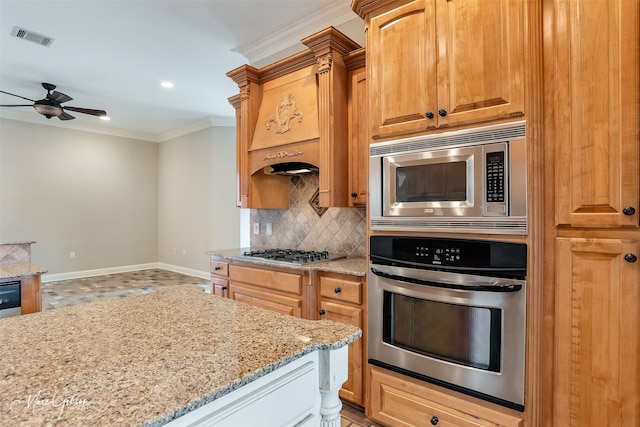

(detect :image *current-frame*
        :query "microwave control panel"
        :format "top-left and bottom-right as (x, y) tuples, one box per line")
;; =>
(485, 151), (505, 203)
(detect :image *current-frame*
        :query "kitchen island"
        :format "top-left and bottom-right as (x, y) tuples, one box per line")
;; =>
(0, 285), (361, 426)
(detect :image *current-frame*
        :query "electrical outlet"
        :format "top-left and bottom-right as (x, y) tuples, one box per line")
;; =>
(266, 223), (272, 235)
(70, 251), (76, 259)
(182, 249), (187, 255)
(253, 222), (260, 235)
(173, 248), (177, 254)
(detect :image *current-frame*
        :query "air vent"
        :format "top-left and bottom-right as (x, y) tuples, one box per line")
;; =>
(11, 26), (54, 47)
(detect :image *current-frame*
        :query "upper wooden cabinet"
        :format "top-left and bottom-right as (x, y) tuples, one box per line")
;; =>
(546, 0), (639, 228)
(227, 28), (361, 209)
(352, 0), (525, 140)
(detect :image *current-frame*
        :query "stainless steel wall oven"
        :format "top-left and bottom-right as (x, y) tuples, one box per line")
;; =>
(369, 235), (527, 411)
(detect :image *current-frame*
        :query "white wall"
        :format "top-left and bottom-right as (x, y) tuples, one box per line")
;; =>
(0, 118), (242, 280)
(158, 125), (240, 273)
(0, 118), (158, 275)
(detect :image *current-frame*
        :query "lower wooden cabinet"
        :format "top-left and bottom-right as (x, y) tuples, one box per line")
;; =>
(318, 271), (366, 406)
(553, 238), (639, 426)
(368, 365), (523, 427)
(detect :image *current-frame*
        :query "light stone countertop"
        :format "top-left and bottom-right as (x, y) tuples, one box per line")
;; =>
(206, 248), (368, 277)
(0, 262), (48, 280)
(0, 285), (361, 426)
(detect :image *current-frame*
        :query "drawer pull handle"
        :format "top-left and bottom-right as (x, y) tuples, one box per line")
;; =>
(334, 287), (342, 294)
(214, 266), (221, 271)
(431, 416), (439, 425)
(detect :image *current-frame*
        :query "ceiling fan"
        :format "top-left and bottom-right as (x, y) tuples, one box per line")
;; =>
(0, 82), (107, 121)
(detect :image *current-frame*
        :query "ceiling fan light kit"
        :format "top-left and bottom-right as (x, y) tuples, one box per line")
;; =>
(0, 82), (107, 121)
(33, 101), (63, 118)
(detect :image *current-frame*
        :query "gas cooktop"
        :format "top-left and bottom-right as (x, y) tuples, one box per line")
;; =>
(237, 249), (346, 266)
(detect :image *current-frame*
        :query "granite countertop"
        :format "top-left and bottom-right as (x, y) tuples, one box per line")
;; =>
(206, 248), (368, 277)
(0, 285), (361, 426)
(0, 262), (48, 280)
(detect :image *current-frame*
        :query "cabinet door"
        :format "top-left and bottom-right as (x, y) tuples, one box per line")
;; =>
(368, 0), (436, 139)
(549, 0), (639, 228)
(348, 67), (368, 206)
(319, 300), (364, 405)
(554, 238), (639, 426)
(436, 0), (525, 128)
(211, 276), (229, 298)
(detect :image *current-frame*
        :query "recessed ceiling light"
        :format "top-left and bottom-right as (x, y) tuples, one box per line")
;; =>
(161, 81), (174, 88)
(100, 116), (110, 121)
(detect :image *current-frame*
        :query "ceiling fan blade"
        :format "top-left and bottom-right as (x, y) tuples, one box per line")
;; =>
(58, 111), (75, 121)
(0, 90), (36, 103)
(0, 104), (33, 107)
(48, 90), (73, 104)
(63, 106), (107, 117)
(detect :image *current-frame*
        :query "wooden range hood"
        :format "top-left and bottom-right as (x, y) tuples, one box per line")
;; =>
(227, 27), (361, 209)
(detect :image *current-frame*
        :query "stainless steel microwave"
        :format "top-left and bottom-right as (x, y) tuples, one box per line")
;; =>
(370, 121), (528, 235)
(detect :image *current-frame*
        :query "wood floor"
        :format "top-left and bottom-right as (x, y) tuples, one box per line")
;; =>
(42, 269), (376, 427)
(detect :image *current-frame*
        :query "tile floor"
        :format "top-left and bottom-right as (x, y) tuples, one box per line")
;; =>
(41, 268), (374, 427)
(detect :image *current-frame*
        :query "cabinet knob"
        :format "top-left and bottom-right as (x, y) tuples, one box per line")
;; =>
(438, 109), (447, 117)
(319, 309), (326, 316)
(426, 111), (434, 119)
(624, 253), (637, 263)
(214, 266), (221, 271)
(430, 416), (439, 425)
(623, 206), (636, 215)
(334, 287), (342, 294)
(351, 192), (358, 198)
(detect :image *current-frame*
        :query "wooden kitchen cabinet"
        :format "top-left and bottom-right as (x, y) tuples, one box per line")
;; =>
(553, 238), (639, 427)
(353, 0), (525, 140)
(317, 272), (366, 407)
(369, 365), (523, 427)
(209, 258), (229, 298)
(345, 48), (368, 207)
(542, 1), (640, 425)
(546, 0), (639, 229)
(228, 264), (306, 318)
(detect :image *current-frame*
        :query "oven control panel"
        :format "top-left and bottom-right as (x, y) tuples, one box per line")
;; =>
(369, 236), (527, 277)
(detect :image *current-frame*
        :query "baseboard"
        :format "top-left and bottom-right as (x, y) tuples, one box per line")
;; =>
(156, 263), (209, 280)
(42, 263), (209, 283)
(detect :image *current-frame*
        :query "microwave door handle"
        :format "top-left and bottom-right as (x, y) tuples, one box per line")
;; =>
(370, 267), (523, 292)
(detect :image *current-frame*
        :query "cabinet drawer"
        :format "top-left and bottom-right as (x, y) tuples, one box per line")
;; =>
(229, 264), (302, 295)
(210, 259), (229, 277)
(369, 366), (522, 427)
(319, 275), (362, 305)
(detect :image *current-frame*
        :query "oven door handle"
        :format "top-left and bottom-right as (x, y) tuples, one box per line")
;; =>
(370, 266), (523, 292)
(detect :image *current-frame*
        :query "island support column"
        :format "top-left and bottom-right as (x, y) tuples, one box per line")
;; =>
(318, 345), (349, 427)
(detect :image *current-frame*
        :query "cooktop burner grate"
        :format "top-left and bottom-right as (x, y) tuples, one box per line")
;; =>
(240, 249), (346, 265)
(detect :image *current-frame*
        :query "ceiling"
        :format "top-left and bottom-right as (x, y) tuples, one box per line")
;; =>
(0, 0), (365, 142)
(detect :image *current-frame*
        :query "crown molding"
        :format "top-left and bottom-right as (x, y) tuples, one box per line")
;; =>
(232, 1), (360, 64)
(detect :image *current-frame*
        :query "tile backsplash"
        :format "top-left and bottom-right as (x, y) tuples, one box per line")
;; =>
(250, 173), (366, 257)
